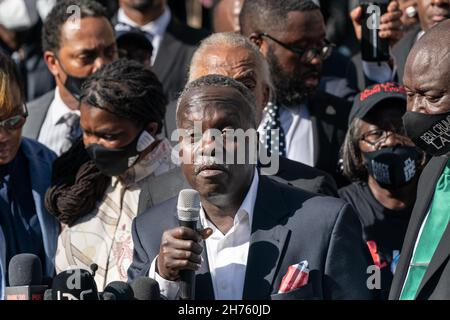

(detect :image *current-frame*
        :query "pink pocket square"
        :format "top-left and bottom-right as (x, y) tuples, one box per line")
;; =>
(278, 260), (310, 294)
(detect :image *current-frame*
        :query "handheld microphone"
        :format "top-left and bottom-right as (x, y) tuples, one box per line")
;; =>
(177, 189), (200, 300)
(130, 277), (161, 300)
(103, 281), (134, 300)
(5, 254), (47, 300)
(51, 269), (99, 300)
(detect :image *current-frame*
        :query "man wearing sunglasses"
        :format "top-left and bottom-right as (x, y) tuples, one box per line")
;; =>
(240, 0), (402, 187)
(0, 52), (58, 299)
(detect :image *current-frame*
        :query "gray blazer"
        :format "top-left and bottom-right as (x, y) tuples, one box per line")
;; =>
(23, 90), (55, 140)
(128, 175), (373, 300)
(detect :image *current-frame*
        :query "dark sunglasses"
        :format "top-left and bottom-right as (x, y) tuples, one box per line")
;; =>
(0, 104), (28, 131)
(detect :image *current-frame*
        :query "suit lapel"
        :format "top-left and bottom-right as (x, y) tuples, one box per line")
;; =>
(389, 157), (447, 299)
(308, 97), (322, 168)
(242, 176), (290, 300)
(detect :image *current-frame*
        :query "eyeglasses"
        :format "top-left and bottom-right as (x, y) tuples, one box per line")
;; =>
(0, 104), (28, 131)
(360, 127), (408, 147)
(257, 33), (335, 63)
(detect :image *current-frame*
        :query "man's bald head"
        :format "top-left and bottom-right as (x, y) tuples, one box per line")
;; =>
(404, 20), (450, 114)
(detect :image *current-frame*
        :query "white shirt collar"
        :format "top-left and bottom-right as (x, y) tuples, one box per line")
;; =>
(117, 6), (171, 38)
(199, 168), (259, 233)
(49, 88), (80, 126)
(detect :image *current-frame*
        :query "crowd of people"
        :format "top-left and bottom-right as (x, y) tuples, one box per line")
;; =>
(0, 0), (449, 300)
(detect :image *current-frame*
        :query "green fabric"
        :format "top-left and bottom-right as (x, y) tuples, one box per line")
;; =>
(400, 160), (450, 300)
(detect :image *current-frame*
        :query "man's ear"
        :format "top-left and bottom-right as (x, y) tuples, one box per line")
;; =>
(44, 51), (59, 77)
(249, 32), (263, 48)
(249, 32), (269, 57)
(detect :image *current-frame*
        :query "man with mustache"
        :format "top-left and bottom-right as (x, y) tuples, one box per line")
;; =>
(393, 0), (450, 83)
(127, 75), (373, 300)
(188, 32), (338, 196)
(388, 20), (450, 300)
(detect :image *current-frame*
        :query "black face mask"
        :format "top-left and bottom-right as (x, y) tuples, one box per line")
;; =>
(56, 58), (88, 101)
(403, 110), (450, 157)
(86, 131), (155, 177)
(362, 146), (421, 189)
(64, 74), (88, 101)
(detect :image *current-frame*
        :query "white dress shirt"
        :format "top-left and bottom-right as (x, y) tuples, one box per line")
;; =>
(279, 104), (314, 167)
(149, 169), (259, 300)
(117, 6), (171, 65)
(37, 88), (80, 156)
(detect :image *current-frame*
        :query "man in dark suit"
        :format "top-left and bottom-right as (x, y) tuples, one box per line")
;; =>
(239, 0), (353, 186)
(114, 0), (210, 137)
(188, 32), (338, 196)
(392, 0), (449, 84)
(22, 0), (118, 156)
(127, 75), (373, 300)
(389, 20), (450, 300)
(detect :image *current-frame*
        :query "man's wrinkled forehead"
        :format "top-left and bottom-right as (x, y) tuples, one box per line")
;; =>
(178, 86), (250, 118)
(405, 41), (450, 88)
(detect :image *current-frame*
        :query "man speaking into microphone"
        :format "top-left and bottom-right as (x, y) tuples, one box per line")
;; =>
(127, 75), (373, 300)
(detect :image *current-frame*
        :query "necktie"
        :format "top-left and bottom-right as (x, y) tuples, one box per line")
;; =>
(60, 113), (81, 155)
(400, 160), (450, 300)
(262, 102), (286, 157)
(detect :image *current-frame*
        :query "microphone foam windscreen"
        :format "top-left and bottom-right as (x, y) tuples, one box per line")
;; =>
(177, 189), (200, 222)
(51, 269), (99, 300)
(130, 277), (161, 300)
(104, 281), (134, 300)
(8, 253), (43, 286)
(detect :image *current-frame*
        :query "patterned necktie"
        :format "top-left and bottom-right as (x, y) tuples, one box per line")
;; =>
(400, 160), (450, 300)
(262, 102), (286, 156)
(60, 113), (81, 155)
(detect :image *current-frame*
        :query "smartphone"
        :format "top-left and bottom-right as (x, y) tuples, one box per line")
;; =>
(360, 1), (390, 62)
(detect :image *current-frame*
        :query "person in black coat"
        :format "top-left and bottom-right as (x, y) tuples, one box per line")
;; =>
(389, 20), (450, 300)
(127, 74), (374, 300)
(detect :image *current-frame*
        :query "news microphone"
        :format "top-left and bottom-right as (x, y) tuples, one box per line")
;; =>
(103, 281), (134, 300)
(5, 254), (47, 300)
(51, 269), (99, 300)
(177, 189), (200, 300)
(130, 277), (161, 300)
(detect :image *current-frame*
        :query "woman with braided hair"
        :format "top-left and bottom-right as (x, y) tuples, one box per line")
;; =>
(47, 59), (188, 290)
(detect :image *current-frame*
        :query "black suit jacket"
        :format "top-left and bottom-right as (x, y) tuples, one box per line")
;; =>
(306, 91), (351, 187)
(128, 175), (373, 300)
(389, 156), (450, 300)
(141, 17), (209, 138)
(263, 156), (338, 197)
(392, 25), (421, 85)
